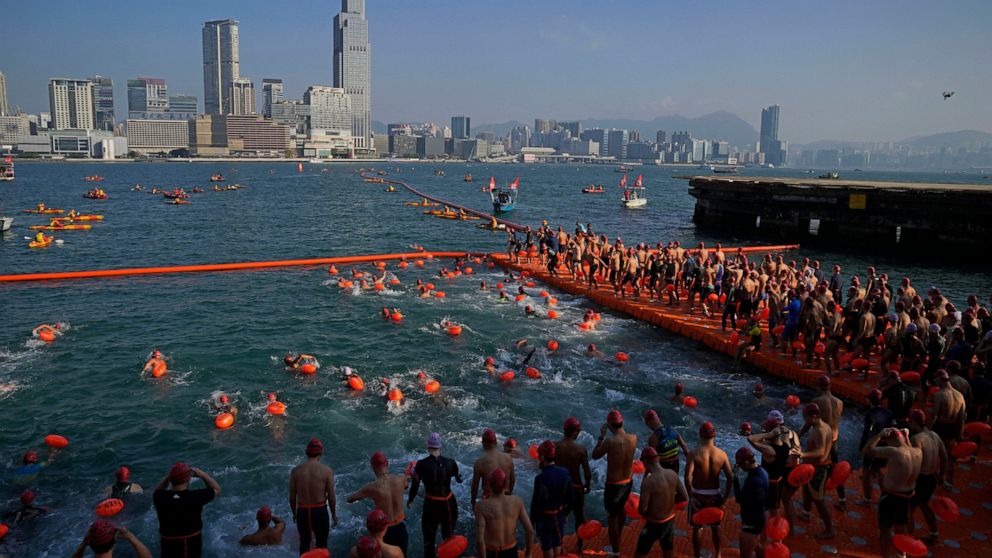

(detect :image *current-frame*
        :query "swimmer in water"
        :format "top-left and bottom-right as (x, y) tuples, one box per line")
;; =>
(517, 285), (526, 296)
(753, 383), (765, 400)
(2, 490), (49, 524)
(142, 350), (166, 375)
(524, 305), (536, 317)
(239, 506), (286, 546)
(503, 439), (524, 459)
(498, 290), (509, 302)
(480, 281), (488, 290)
(213, 394), (238, 418)
(32, 323), (61, 338)
(586, 344), (606, 358)
(284, 354), (319, 370)
(669, 382), (685, 403)
(484, 357), (497, 375)
(13, 448), (57, 485)
(104, 466), (144, 499)
(419, 286), (431, 299)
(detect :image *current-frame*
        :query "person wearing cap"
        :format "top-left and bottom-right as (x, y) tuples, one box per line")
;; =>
(239, 506), (286, 546)
(530, 440), (571, 558)
(554, 417), (591, 547)
(946, 360), (974, 410)
(634, 446), (686, 558)
(2, 489), (49, 524)
(152, 462), (220, 557)
(12, 445), (58, 485)
(800, 375), (846, 510)
(474, 468), (534, 558)
(856, 389), (894, 507)
(212, 393), (238, 418)
(864, 426), (922, 557)
(409, 432), (462, 558)
(70, 520), (153, 558)
(585, 343), (605, 358)
(141, 350), (166, 376)
(347, 452), (409, 556)
(732, 447), (768, 558)
(289, 437), (338, 555)
(878, 369), (915, 427)
(503, 438), (524, 459)
(103, 466), (143, 500)
(592, 409), (638, 555)
(471, 429), (515, 508)
(353, 535), (383, 558)
(930, 370), (966, 484)
(350, 509), (403, 558)
(798, 403), (834, 539)
(685, 421), (732, 558)
(643, 409), (689, 473)
(896, 322), (927, 372)
(908, 409), (947, 546)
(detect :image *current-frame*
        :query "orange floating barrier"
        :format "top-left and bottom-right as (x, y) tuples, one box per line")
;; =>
(388, 388), (403, 402)
(525, 366), (541, 379)
(95, 498), (125, 518)
(547, 339), (559, 351)
(300, 363), (318, 374)
(348, 376), (365, 391)
(788, 463), (815, 486)
(692, 506), (724, 526)
(267, 401), (287, 415)
(425, 380), (441, 394)
(500, 370), (515, 382)
(437, 535), (468, 558)
(44, 434), (69, 448)
(577, 520), (603, 541)
(215, 412), (234, 430)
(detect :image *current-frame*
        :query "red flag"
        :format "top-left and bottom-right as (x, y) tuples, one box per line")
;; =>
(619, 174), (627, 188)
(635, 174), (643, 188)
(509, 178), (519, 190)
(488, 177), (496, 192)
(3, 156), (11, 163)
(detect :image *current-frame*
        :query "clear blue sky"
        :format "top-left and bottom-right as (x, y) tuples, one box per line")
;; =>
(3, 0), (989, 144)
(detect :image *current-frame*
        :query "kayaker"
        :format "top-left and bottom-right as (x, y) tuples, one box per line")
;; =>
(36, 202), (46, 211)
(34, 231), (48, 243)
(67, 209), (78, 219)
(50, 218), (65, 228)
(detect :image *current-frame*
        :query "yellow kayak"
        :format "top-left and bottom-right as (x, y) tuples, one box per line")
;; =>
(29, 238), (54, 248)
(30, 224), (92, 231)
(69, 214), (104, 221)
(23, 209), (65, 214)
(403, 201), (439, 207)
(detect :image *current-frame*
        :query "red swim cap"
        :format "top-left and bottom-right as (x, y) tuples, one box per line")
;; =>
(607, 409), (623, 427)
(674, 382), (684, 394)
(503, 438), (518, 449)
(357, 535), (382, 558)
(643, 409), (659, 423)
(484, 356), (495, 366)
(735, 447), (756, 464)
(817, 375), (831, 389)
(563, 416), (581, 434)
(482, 429), (498, 445)
(256, 506), (272, 523)
(88, 519), (116, 548)
(417, 371), (427, 380)
(306, 438), (324, 457)
(538, 440), (556, 460)
(699, 421), (716, 439)
(366, 508), (390, 533)
(867, 388), (883, 404)
(640, 446), (658, 461)
(20, 489), (35, 505)
(169, 462), (191, 484)
(803, 403), (822, 417)
(588, 343), (597, 351)
(23, 450), (38, 464)
(489, 468), (508, 492)
(219, 394), (229, 404)
(116, 466), (130, 482)
(268, 392), (277, 401)
(370, 451), (388, 469)
(909, 409), (927, 425)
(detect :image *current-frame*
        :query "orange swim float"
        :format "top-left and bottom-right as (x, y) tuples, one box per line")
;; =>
(499, 370), (515, 382)
(151, 361), (168, 378)
(577, 520), (602, 541)
(415, 260), (425, 267)
(785, 394), (801, 408)
(528, 445), (539, 459)
(388, 388), (404, 402)
(787, 463), (815, 486)
(425, 380), (441, 394)
(547, 339), (559, 351)
(390, 312), (403, 322)
(682, 396), (698, 408)
(446, 325), (462, 336)
(514, 294), (526, 302)
(44, 434), (69, 448)
(348, 376), (365, 391)
(95, 498), (125, 517)
(328, 266), (339, 275)
(38, 330), (56, 343)
(215, 412), (235, 430)
(300, 363), (318, 374)
(615, 352), (630, 362)
(525, 367), (541, 379)
(437, 536), (468, 558)
(624, 493), (641, 519)
(631, 459), (645, 474)
(547, 310), (558, 319)
(374, 282), (385, 291)
(434, 291), (446, 298)
(692, 506), (724, 526)
(267, 401), (287, 415)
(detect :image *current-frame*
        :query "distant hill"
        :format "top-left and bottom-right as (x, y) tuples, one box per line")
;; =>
(796, 129), (992, 152)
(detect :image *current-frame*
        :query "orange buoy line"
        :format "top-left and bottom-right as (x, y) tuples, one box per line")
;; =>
(0, 252), (474, 283)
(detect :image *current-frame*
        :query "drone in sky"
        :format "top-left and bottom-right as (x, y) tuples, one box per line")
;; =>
(942, 91), (955, 100)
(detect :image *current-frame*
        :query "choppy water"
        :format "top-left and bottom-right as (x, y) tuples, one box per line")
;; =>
(1, 162), (988, 557)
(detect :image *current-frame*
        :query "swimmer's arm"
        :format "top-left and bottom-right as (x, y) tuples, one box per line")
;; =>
(862, 430), (888, 459)
(345, 483), (371, 504)
(675, 478), (688, 505)
(683, 453), (695, 498)
(327, 471), (338, 526)
(193, 468), (220, 497)
(721, 457), (734, 502)
(70, 533), (89, 558)
(581, 450), (592, 492)
(288, 473), (298, 521)
(519, 501), (534, 558)
(677, 433), (690, 457)
(131, 483), (144, 494)
(937, 437), (949, 481)
(142, 359), (154, 372)
(508, 461), (515, 495)
(271, 516), (286, 540)
(591, 425), (609, 460)
(407, 475), (421, 508)
(637, 482), (651, 516)
(747, 435), (775, 461)
(154, 474), (171, 491)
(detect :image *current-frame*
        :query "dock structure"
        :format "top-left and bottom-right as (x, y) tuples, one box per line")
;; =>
(687, 176), (992, 251)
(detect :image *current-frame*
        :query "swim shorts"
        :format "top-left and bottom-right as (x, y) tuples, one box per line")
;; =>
(603, 481), (633, 518)
(636, 515), (675, 554)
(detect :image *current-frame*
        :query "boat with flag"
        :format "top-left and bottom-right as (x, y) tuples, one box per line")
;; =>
(1, 147), (14, 181)
(488, 176), (518, 213)
(620, 173), (647, 208)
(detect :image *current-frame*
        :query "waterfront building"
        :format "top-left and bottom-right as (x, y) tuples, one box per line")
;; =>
(451, 115), (470, 139)
(389, 134), (418, 157)
(304, 86), (351, 133)
(559, 137), (599, 156)
(388, 123), (413, 136)
(0, 114), (31, 144)
(229, 78), (256, 115)
(607, 129), (628, 160)
(261, 79), (283, 118)
(333, 0), (372, 153)
(126, 119), (190, 153)
(127, 77), (169, 119)
(38, 112), (51, 130)
(0, 71), (8, 116)
(169, 94), (198, 116)
(271, 99), (310, 134)
(188, 114), (290, 156)
(759, 104), (787, 165)
(303, 129), (353, 158)
(48, 78), (95, 130)
(671, 130), (691, 148)
(417, 136), (445, 158)
(656, 130), (666, 144)
(559, 121), (581, 137)
(202, 19), (240, 115)
(89, 76), (115, 131)
(691, 139), (710, 162)
(580, 128), (609, 157)
(475, 131), (495, 142)
(626, 140), (656, 160)
(509, 125), (530, 153)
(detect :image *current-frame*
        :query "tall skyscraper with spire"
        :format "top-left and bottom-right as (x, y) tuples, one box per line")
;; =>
(202, 19), (240, 114)
(333, 0), (372, 153)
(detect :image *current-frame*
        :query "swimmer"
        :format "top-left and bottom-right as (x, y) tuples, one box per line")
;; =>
(419, 286), (432, 299)
(503, 439), (524, 459)
(70, 521), (153, 558)
(346, 452), (410, 556)
(2, 490), (49, 524)
(480, 281), (488, 290)
(474, 469), (533, 558)
(585, 344), (606, 358)
(351, 510), (403, 558)
(289, 438), (338, 553)
(498, 290), (509, 302)
(752, 383), (765, 399)
(284, 354), (319, 370)
(524, 305), (536, 317)
(32, 323), (61, 339)
(142, 350), (166, 376)
(213, 394), (238, 419)
(471, 429), (516, 508)
(484, 357), (497, 375)
(103, 466), (144, 499)
(13, 448), (57, 485)
(669, 382), (684, 403)
(592, 410), (638, 554)
(239, 506), (286, 546)
(518, 285), (526, 295)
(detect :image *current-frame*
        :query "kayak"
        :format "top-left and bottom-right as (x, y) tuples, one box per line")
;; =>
(29, 238), (54, 248)
(68, 215), (103, 221)
(23, 209), (64, 214)
(83, 194), (108, 199)
(434, 214), (481, 221)
(30, 224), (92, 231)
(403, 202), (439, 207)
(477, 223), (508, 231)
(167, 200), (191, 205)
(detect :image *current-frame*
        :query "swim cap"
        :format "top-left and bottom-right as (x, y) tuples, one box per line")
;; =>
(23, 450), (38, 464)
(754, 383), (765, 393)
(935, 369), (949, 382)
(909, 409), (927, 425)
(20, 489), (35, 505)
(169, 462), (191, 484)
(588, 344), (597, 351)
(817, 375), (831, 390)
(153, 350), (162, 358)
(482, 429), (498, 445)
(268, 393), (277, 401)
(802, 403), (821, 417)
(504, 438), (518, 449)
(699, 421), (716, 439)
(766, 410), (785, 425)
(564, 417), (581, 434)
(885, 369), (900, 381)
(905, 323), (918, 333)
(370, 451), (388, 469)
(366, 508), (390, 533)
(116, 466), (130, 482)
(674, 382), (685, 394)
(489, 468), (508, 492)
(427, 432), (442, 449)
(256, 506), (272, 524)
(643, 409), (659, 423)
(929, 323), (941, 333)
(867, 388), (883, 404)
(88, 519), (116, 550)
(640, 446), (658, 461)
(357, 535), (382, 558)
(219, 394), (229, 404)
(739, 422), (753, 436)
(417, 371), (427, 380)
(538, 440), (556, 460)
(484, 356), (495, 366)
(607, 409), (624, 427)
(735, 447), (756, 464)
(306, 437), (324, 457)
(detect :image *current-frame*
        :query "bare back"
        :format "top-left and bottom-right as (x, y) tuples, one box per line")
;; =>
(475, 494), (530, 551)
(933, 387), (965, 424)
(352, 474), (408, 521)
(912, 430), (945, 475)
(601, 432), (637, 483)
(474, 449), (515, 496)
(555, 438), (589, 485)
(875, 445), (922, 493)
(640, 467), (686, 521)
(687, 445), (729, 490)
(813, 393), (844, 437)
(290, 460), (333, 506)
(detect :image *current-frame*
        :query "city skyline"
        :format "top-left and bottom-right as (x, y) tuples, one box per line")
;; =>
(1, 0), (990, 144)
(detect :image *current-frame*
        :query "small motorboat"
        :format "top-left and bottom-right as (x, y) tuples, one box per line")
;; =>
(582, 185), (605, 194)
(489, 177), (518, 213)
(209, 174), (225, 182)
(818, 172), (839, 179)
(620, 174), (647, 208)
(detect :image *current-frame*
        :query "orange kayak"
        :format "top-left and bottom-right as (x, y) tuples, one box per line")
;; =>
(23, 209), (64, 214)
(30, 224), (92, 231)
(68, 214), (104, 221)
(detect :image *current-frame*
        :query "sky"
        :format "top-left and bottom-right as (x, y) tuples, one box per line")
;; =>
(2, 0), (990, 144)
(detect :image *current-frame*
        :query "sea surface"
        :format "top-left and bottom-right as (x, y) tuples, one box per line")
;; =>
(1, 162), (988, 557)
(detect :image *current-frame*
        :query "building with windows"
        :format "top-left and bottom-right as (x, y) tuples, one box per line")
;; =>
(759, 104), (787, 166)
(0, 114), (31, 144)
(534, 119), (557, 135)
(304, 86), (351, 133)
(48, 78), (95, 130)
(169, 95), (198, 117)
(188, 114), (290, 156)
(580, 128), (609, 157)
(261, 79), (283, 118)
(607, 129), (628, 160)
(127, 77), (168, 116)
(451, 115), (470, 139)
(229, 78), (256, 115)
(559, 121), (582, 137)
(271, 99), (310, 134)
(333, 0), (372, 153)
(126, 119), (189, 153)
(202, 19), (240, 114)
(626, 140), (656, 160)
(0, 71), (8, 116)
(89, 76), (115, 131)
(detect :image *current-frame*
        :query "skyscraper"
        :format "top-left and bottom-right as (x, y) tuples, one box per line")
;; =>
(304, 86), (351, 133)
(168, 95), (198, 115)
(451, 116), (470, 139)
(202, 19), (240, 114)
(127, 77), (168, 115)
(89, 76), (115, 131)
(229, 78), (256, 115)
(0, 71), (9, 116)
(759, 105), (786, 166)
(261, 79), (283, 118)
(333, 0), (372, 152)
(607, 129), (629, 160)
(48, 78), (95, 130)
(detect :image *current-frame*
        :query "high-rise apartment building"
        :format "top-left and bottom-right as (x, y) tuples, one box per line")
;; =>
(0, 71), (9, 116)
(580, 128), (609, 157)
(304, 86), (351, 133)
(229, 78), (256, 115)
(534, 119), (557, 135)
(451, 116), (470, 139)
(759, 105), (786, 165)
(202, 19), (240, 114)
(333, 0), (372, 152)
(656, 130), (666, 144)
(261, 79), (283, 118)
(127, 77), (168, 116)
(48, 78), (95, 130)
(168, 95), (198, 115)
(559, 121), (582, 137)
(607, 129), (629, 160)
(89, 76), (115, 131)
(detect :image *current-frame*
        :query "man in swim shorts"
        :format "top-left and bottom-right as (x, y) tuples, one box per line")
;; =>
(471, 429), (515, 508)
(865, 427), (922, 557)
(799, 403), (834, 539)
(409, 433), (462, 558)
(530, 440), (571, 558)
(635, 447), (686, 558)
(733, 447), (768, 558)
(474, 469), (533, 558)
(801, 375), (846, 510)
(555, 417), (591, 547)
(592, 410), (637, 555)
(153, 462), (221, 558)
(908, 409), (946, 545)
(930, 370), (966, 484)
(347, 452), (409, 556)
(239, 506), (286, 546)
(685, 421), (732, 558)
(857, 389), (893, 506)
(289, 438), (338, 554)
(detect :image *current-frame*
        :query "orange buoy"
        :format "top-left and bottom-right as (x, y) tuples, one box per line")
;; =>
(525, 281), (536, 288)
(624, 493), (641, 519)
(151, 361), (168, 378)
(787, 463), (815, 487)
(464, 267), (473, 274)
(631, 459), (646, 474)
(547, 310), (558, 319)
(514, 294), (526, 302)
(425, 380), (441, 394)
(473, 257), (482, 264)
(951, 441), (978, 458)
(578, 322), (592, 330)
(706, 293), (719, 302)
(525, 367), (541, 379)
(446, 325), (462, 336)
(38, 330), (56, 343)
(547, 297), (558, 305)
(446, 272), (457, 279)
(593, 313), (602, 321)
(388, 388), (404, 402)
(826, 460), (851, 490)
(328, 266), (339, 275)
(539, 290), (549, 297)
(900, 371), (920, 383)
(785, 394), (801, 408)
(892, 535), (928, 557)
(95, 498), (125, 518)
(851, 358), (869, 369)
(267, 401), (287, 415)
(692, 506), (724, 526)
(964, 422), (992, 437)
(0, 523), (7, 541)
(547, 339), (559, 351)
(390, 312), (403, 322)
(615, 352), (630, 362)
(44, 434), (69, 448)
(300, 363), (318, 374)
(434, 291), (446, 298)
(528, 445), (539, 459)
(682, 396), (698, 408)
(415, 260), (425, 267)
(398, 261), (408, 269)
(764, 541), (790, 558)
(348, 376), (365, 391)
(437, 535), (468, 558)
(499, 370), (515, 382)
(496, 282), (505, 289)
(374, 282), (385, 291)
(764, 515), (789, 540)
(931, 496), (960, 522)
(577, 520), (602, 541)
(389, 278), (401, 285)
(215, 412), (235, 430)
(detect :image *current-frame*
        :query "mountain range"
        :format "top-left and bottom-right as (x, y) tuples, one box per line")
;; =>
(795, 130), (992, 152)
